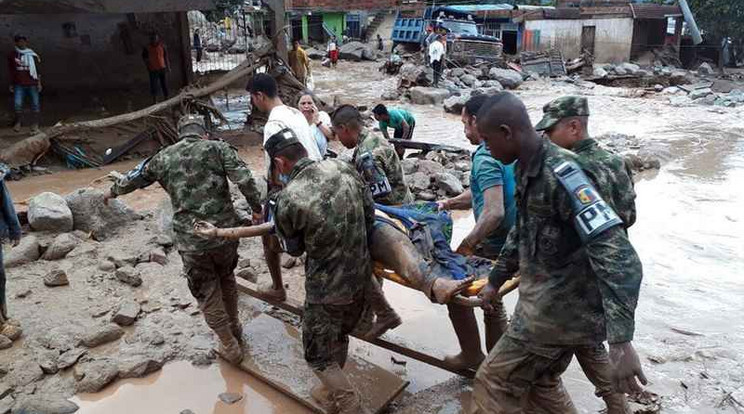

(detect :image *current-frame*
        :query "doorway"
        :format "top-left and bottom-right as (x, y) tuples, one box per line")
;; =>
(581, 26), (596, 55)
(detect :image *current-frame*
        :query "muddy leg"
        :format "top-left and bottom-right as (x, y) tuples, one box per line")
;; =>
(483, 299), (508, 352)
(369, 223), (434, 294)
(445, 304), (485, 370)
(576, 344), (631, 414)
(363, 276), (402, 339)
(217, 243), (242, 342)
(260, 234), (287, 301)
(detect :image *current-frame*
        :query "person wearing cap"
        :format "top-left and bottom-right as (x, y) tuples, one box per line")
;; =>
(535, 96), (637, 413)
(266, 130), (374, 413)
(105, 114), (263, 365)
(8, 35), (42, 133)
(470, 93), (646, 413)
(536, 96), (636, 228)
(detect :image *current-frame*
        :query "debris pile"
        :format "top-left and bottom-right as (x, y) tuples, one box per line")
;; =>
(665, 83), (744, 108)
(402, 151), (472, 201)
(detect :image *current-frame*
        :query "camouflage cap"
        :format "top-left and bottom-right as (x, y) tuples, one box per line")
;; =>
(177, 114), (207, 139)
(264, 127), (301, 159)
(534, 96), (590, 131)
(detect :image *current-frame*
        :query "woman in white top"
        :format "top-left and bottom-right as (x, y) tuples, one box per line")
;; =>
(297, 92), (333, 157)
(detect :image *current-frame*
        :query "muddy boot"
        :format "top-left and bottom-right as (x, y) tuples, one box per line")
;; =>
(603, 393), (632, 414)
(444, 304), (485, 370)
(214, 326), (243, 365)
(484, 300), (508, 352)
(314, 365), (369, 414)
(363, 277), (401, 339)
(430, 276), (475, 304)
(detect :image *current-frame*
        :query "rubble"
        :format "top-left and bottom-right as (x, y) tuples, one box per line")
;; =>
(111, 301), (141, 326)
(42, 233), (81, 261)
(338, 41), (376, 62)
(74, 359), (119, 393)
(488, 68), (523, 89)
(115, 266), (143, 287)
(28, 192), (74, 233)
(5, 235), (41, 268)
(403, 151), (472, 201)
(64, 188), (141, 240)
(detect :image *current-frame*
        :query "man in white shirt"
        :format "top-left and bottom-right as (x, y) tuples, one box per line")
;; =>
(247, 73), (322, 301)
(429, 35), (445, 87)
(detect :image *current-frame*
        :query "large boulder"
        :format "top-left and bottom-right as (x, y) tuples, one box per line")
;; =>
(305, 48), (325, 60)
(409, 87), (451, 105)
(9, 395), (79, 414)
(593, 66), (608, 78)
(28, 192), (73, 233)
(460, 74), (478, 87)
(408, 172), (430, 192)
(74, 359), (119, 393)
(488, 68), (523, 89)
(619, 62), (641, 75)
(697, 62), (714, 76)
(42, 233), (80, 261)
(80, 324), (124, 348)
(443, 92), (471, 114)
(338, 41), (375, 61)
(399, 63), (433, 87)
(64, 188), (141, 240)
(434, 173), (465, 196)
(689, 88), (712, 100)
(4, 235), (40, 268)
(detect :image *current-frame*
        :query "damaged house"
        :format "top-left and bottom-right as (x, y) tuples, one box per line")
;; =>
(0, 0), (216, 124)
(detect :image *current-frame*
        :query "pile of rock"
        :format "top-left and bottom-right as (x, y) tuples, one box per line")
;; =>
(666, 86), (744, 108)
(402, 151), (472, 201)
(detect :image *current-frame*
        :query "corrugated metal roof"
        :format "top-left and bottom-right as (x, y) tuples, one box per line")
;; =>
(629, 3), (683, 19)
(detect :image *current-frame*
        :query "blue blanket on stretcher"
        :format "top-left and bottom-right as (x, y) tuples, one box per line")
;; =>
(375, 202), (491, 281)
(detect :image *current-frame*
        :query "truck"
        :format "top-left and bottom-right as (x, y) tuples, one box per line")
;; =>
(391, 6), (503, 64)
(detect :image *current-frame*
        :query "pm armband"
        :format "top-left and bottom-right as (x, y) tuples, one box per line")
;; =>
(553, 161), (623, 242)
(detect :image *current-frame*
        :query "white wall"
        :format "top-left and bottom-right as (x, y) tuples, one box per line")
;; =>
(525, 17), (633, 63)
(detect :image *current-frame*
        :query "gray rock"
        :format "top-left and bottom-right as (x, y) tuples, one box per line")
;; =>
(434, 173), (464, 196)
(57, 349), (86, 370)
(654, 84), (664, 92)
(408, 172), (430, 192)
(338, 41), (374, 61)
(693, 95), (716, 106)
(460, 74), (477, 87)
(0, 395), (14, 414)
(697, 62), (714, 75)
(149, 331), (165, 346)
(476, 85), (504, 97)
(0, 335), (11, 350)
(417, 191), (437, 201)
(416, 160), (445, 176)
(98, 260), (116, 272)
(218, 392), (243, 404)
(592, 66), (608, 78)
(619, 62), (640, 74)
(43, 268), (69, 287)
(443, 93), (471, 114)
(64, 188), (141, 240)
(453, 161), (470, 172)
(10, 395), (78, 414)
(636, 69), (650, 77)
(669, 70), (691, 84)
(74, 360), (119, 393)
(399, 63), (433, 87)
(381, 90), (400, 100)
(37, 350), (59, 375)
(451, 68), (465, 78)
(281, 256), (298, 269)
(689, 88), (712, 100)
(7, 360), (43, 388)
(148, 248), (168, 266)
(41, 233), (80, 261)
(235, 267), (257, 283)
(305, 48), (325, 60)
(613, 66), (628, 76)
(115, 266), (142, 287)
(118, 355), (164, 379)
(669, 96), (691, 107)
(28, 192), (74, 233)
(4, 235), (40, 268)
(112, 301), (140, 326)
(727, 89), (744, 103)
(409, 87), (451, 105)
(401, 158), (418, 175)
(488, 68), (523, 89)
(80, 324), (124, 348)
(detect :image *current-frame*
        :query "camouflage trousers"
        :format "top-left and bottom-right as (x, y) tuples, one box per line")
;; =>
(303, 290), (366, 371)
(471, 335), (578, 414)
(179, 242), (240, 332)
(575, 344), (630, 413)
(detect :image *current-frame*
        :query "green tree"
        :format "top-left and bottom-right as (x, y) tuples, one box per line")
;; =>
(688, 0), (744, 42)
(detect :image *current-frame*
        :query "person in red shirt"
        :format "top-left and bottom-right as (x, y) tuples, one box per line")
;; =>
(141, 33), (170, 104)
(7, 35), (42, 133)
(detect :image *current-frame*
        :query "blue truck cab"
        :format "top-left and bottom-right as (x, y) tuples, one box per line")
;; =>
(392, 6), (503, 63)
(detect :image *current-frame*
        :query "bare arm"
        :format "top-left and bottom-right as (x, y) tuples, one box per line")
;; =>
(457, 186), (504, 254)
(400, 119), (411, 138)
(194, 221), (273, 239)
(380, 126), (390, 141)
(440, 189), (472, 211)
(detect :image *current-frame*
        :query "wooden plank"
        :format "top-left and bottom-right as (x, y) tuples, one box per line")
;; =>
(236, 279), (478, 379)
(226, 314), (409, 414)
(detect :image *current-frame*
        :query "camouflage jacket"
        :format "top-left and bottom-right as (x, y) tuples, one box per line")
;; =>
(352, 128), (413, 206)
(111, 138), (262, 252)
(275, 158), (375, 305)
(574, 138), (636, 227)
(490, 139), (642, 345)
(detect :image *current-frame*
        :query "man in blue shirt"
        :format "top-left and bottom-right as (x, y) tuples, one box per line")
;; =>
(437, 95), (516, 370)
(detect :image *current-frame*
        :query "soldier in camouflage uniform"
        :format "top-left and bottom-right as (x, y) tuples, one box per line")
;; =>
(471, 93), (647, 413)
(536, 96), (638, 413)
(331, 104), (410, 339)
(266, 129), (373, 414)
(105, 114), (263, 365)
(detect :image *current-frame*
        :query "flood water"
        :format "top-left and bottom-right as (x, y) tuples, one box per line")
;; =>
(8, 61), (744, 413)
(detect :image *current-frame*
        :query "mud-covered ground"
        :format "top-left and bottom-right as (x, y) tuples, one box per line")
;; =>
(1, 60), (743, 414)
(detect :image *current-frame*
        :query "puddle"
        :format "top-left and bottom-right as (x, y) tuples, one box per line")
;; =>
(71, 360), (308, 414)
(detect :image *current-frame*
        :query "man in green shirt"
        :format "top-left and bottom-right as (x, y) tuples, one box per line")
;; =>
(372, 104), (416, 158)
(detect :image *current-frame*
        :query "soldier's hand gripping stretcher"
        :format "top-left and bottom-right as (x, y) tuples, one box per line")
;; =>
(193, 217), (519, 307)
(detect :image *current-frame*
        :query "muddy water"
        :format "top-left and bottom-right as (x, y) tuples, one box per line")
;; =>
(70, 360), (307, 414)
(7, 61), (744, 412)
